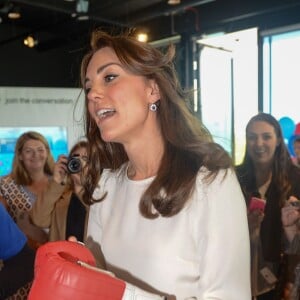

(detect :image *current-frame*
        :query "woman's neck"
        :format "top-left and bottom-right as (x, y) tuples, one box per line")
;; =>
(256, 169), (271, 183)
(254, 162), (272, 184)
(126, 145), (164, 180)
(26, 171), (49, 197)
(254, 165), (272, 199)
(124, 126), (164, 180)
(29, 170), (48, 182)
(127, 161), (159, 180)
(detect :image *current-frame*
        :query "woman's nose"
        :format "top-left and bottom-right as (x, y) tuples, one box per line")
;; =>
(88, 86), (104, 103)
(255, 137), (264, 146)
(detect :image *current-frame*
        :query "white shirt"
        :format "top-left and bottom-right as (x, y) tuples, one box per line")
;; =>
(87, 165), (251, 300)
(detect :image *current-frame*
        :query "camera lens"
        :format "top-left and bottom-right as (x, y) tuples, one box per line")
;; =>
(67, 156), (82, 174)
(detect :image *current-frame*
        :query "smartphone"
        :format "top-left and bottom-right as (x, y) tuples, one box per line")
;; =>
(248, 197), (266, 213)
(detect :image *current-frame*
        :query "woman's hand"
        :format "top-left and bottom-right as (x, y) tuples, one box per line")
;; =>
(282, 196), (300, 242)
(247, 209), (264, 239)
(68, 236), (78, 243)
(282, 196), (300, 227)
(53, 155), (68, 185)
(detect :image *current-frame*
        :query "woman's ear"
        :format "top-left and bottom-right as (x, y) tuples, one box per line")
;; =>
(148, 80), (161, 102)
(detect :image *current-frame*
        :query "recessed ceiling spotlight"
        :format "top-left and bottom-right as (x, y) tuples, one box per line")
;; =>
(24, 35), (38, 48)
(168, 0), (181, 4)
(77, 15), (89, 21)
(8, 7), (21, 19)
(136, 33), (148, 43)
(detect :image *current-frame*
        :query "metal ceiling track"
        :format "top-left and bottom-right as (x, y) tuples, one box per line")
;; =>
(130, 0), (217, 24)
(13, 0), (131, 28)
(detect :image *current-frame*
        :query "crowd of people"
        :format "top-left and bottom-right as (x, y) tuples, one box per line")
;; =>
(1, 29), (300, 300)
(30, 140), (89, 243)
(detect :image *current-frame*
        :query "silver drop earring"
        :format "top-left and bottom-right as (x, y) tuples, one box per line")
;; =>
(149, 103), (158, 111)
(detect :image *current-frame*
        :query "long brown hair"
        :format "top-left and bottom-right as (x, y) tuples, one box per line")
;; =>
(11, 131), (54, 185)
(235, 112), (300, 261)
(81, 30), (232, 218)
(236, 112), (294, 206)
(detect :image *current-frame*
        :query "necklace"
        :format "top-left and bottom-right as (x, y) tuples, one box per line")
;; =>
(126, 162), (157, 180)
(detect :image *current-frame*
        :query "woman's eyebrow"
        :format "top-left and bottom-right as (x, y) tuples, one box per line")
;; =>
(96, 62), (122, 74)
(84, 62), (122, 84)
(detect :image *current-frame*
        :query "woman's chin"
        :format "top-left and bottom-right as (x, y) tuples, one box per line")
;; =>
(100, 131), (116, 143)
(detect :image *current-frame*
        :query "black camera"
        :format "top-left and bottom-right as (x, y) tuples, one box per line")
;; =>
(67, 155), (82, 174)
(291, 201), (300, 208)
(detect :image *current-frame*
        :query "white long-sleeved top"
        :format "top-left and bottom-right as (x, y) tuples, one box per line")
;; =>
(87, 165), (251, 300)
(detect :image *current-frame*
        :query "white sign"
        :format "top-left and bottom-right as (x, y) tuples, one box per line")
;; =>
(0, 86), (85, 148)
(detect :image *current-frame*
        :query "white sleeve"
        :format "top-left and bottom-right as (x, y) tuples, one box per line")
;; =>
(86, 203), (105, 268)
(199, 169), (251, 300)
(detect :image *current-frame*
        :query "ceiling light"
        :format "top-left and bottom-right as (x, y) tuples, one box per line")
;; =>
(8, 6), (21, 19)
(24, 35), (38, 48)
(168, 0), (181, 5)
(77, 15), (89, 21)
(136, 33), (148, 43)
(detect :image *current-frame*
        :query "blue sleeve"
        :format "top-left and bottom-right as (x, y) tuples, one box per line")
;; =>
(0, 203), (27, 260)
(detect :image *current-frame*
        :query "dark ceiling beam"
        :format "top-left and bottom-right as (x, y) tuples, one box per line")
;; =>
(129, 0), (216, 24)
(219, 1), (300, 24)
(13, 0), (131, 27)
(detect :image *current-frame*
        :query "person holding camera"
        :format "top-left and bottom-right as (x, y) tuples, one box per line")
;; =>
(30, 140), (89, 243)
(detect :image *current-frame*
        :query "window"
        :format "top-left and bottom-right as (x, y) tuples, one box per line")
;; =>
(196, 28), (258, 163)
(262, 26), (300, 154)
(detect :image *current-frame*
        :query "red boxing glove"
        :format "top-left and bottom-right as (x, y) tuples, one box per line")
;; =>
(28, 241), (126, 300)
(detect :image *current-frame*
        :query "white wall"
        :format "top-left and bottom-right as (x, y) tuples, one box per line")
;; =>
(0, 87), (85, 149)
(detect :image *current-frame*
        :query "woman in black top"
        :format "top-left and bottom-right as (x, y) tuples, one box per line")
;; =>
(235, 112), (300, 300)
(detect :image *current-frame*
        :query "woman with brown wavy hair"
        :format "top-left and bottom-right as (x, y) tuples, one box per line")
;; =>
(236, 112), (300, 299)
(81, 30), (251, 299)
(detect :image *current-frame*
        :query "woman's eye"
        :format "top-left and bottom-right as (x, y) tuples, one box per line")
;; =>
(247, 135), (256, 141)
(104, 74), (117, 82)
(262, 135), (272, 141)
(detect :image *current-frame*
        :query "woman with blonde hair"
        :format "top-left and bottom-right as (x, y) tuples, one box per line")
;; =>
(0, 131), (54, 247)
(0, 131), (54, 298)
